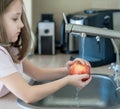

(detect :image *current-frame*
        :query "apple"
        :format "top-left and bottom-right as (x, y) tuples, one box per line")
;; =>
(70, 61), (91, 81)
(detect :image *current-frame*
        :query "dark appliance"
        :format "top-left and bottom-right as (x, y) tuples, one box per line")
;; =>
(60, 9), (120, 67)
(37, 14), (55, 55)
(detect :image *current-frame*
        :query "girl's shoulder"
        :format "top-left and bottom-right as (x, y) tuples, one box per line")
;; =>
(0, 46), (12, 59)
(0, 46), (13, 62)
(0, 46), (9, 55)
(0, 46), (22, 78)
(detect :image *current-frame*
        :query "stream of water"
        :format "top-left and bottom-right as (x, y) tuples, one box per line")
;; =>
(75, 34), (86, 108)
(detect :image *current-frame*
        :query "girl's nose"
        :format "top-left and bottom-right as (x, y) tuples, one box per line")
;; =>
(20, 20), (24, 28)
(18, 20), (24, 29)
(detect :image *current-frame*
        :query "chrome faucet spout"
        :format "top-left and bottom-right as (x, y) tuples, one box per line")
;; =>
(65, 24), (120, 39)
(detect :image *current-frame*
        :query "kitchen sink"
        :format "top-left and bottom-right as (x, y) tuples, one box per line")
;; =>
(17, 74), (120, 109)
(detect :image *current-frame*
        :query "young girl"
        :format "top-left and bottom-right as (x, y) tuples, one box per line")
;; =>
(0, 0), (91, 104)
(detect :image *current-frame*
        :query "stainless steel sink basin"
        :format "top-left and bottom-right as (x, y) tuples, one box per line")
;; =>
(17, 74), (120, 109)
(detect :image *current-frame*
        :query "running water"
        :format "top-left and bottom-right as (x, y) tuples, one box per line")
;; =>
(74, 33), (86, 108)
(81, 35), (86, 59)
(75, 88), (81, 108)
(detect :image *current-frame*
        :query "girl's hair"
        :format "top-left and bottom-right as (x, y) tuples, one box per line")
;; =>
(0, 0), (32, 63)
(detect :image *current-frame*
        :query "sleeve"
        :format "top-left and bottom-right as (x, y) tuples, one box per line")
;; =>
(0, 50), (17, 78)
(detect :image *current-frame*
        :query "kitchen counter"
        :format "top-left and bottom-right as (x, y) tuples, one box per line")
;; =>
(0, 54), (115, 109)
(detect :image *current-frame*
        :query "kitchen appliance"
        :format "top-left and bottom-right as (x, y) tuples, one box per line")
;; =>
(60, 9), (120, 66)
(37, 14), (55, 55)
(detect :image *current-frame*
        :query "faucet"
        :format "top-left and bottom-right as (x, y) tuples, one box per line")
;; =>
(63, 13), (120, 89)
(109, 39), (120, 89)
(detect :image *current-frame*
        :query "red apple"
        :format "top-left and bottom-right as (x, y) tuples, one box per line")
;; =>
(70, 61), (91, 81)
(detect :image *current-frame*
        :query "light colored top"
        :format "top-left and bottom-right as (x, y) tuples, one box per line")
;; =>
(0, 46), (23, 97)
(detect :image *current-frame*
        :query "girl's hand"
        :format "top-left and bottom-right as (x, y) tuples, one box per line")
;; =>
(66, 74), (92, 89)
(66, 58), (91, 72)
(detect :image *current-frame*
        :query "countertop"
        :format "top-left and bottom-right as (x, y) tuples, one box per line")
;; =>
(0, 54), (115, 109)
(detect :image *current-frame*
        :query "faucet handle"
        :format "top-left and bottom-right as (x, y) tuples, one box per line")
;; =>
(108, 63), (115, 70)
(109, 63), (120, 73)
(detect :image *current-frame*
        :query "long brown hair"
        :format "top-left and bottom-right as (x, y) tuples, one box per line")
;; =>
(0, 0), (32, 63)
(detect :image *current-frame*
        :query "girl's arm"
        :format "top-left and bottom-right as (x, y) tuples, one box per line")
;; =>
(23, 58), (69, 81)
(23, 58), (90, 81)
(0, 72), (91, 103)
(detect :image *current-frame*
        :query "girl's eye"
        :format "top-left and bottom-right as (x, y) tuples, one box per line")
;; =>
(13, 18), (18, 21)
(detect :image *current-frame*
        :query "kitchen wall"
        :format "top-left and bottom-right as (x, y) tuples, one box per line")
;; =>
(23, 0), (32, 28)
(32, 0), (120, 41)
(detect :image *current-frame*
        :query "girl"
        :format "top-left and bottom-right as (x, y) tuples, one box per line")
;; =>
(0, 0), (91, 104)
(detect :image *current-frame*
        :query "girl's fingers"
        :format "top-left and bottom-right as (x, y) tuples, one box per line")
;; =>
(74, 58), (91, 66)
(79, 74), (89, 78)
(81, 75), (92, 85)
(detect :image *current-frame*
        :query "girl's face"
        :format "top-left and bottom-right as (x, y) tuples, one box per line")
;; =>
(2, 0), (24, 43)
